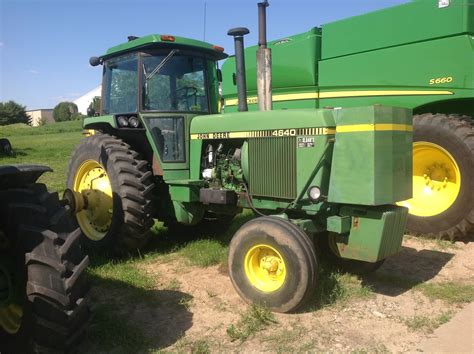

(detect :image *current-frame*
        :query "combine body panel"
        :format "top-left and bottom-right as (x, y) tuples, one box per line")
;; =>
(222, 0), (474, 112)
(222, 0), (474, 240)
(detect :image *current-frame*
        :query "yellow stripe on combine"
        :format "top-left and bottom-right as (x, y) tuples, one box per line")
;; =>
(224, 90), (453, 106)
(336, 124), (413, 133)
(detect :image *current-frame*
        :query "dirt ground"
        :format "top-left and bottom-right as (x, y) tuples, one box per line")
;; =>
(103, 236), (474, 353)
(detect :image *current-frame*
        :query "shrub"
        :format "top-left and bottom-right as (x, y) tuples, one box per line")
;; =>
(53, 101), (79, 122)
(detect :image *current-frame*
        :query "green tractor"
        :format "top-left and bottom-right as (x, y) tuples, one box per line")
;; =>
(221, 0), (474, 240)
(66, 8), (412, 312)
(0, 165), (89, 352)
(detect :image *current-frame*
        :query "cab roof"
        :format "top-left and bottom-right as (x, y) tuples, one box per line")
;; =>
(102, 34), (228, 60)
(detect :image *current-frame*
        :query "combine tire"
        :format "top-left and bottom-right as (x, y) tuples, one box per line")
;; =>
(228, 217), (318, 313)
(67, 134), (155, 254)
(0, 183), (89, 353)
(402, 114), (474, 240)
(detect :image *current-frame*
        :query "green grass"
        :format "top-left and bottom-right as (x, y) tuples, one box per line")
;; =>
(85, 303), (151, 353)
(418, 282), (474, 304)
(0, 120), (83, 193)
(404, 311), (454, 333)
(88, 258), (155, 290)
(311, 264), (374, 309)
(227, 304), (277, 342)
(177, 239), (228, 267)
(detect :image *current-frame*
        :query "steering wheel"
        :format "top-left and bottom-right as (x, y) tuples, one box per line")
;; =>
(175, 86), (198, 98)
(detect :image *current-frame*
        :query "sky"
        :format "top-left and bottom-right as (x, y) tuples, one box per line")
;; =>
(0, 0), (407, 110)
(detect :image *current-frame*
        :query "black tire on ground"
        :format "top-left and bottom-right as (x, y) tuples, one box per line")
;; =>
(0, 183), (90, 353)
(66, 134), (155, 254)
(409, 114), (474, 240)
(228, 216), (318, 313)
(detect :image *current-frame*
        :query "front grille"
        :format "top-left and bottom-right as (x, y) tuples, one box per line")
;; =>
(248, 137), (297, 199)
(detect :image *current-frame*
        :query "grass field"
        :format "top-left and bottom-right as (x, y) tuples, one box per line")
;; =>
(1, 121), (473, 353)
(0, 120), (83, 192)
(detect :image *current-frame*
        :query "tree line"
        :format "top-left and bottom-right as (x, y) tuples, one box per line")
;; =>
(0, 100), (99, 126)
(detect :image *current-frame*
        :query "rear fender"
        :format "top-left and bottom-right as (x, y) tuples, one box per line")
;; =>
(0, 165), (52, 190)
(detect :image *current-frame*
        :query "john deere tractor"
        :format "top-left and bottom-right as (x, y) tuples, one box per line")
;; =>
(66, 6), (412, 312)
(0, 165), (89, 353)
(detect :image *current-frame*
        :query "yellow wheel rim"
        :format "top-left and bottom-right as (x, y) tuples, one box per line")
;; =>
(73, 160), (113, 241)
(0, 303), (23, 334)
(399, 142), (461, 217)
(244, 244), (286, 293)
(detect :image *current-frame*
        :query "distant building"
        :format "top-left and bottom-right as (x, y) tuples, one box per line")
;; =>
(27, 109), (54, 127)
(74, 85), (101, 115)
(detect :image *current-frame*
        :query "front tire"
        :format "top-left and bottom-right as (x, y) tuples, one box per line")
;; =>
(0, 183), (89, 353)
(228, 217), (318, 313)
(402, 114), (474, 240)
(67, 134), (155, 254)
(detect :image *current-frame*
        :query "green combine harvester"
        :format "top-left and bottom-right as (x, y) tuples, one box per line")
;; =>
(66, 3), (412, 312)
(222, 0), (474, 240)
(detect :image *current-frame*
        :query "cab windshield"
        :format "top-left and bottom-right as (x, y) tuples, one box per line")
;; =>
(141, 53), (209, 112)
(102, 53), (138, 115)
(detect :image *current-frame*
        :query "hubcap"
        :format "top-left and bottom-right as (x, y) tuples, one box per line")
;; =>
(0, 304), (23, 334)
(244, 244), (286, 292)
(73, 160), (113, 241)
(0, 264), (22, 334)
(399, 142), (461, 217)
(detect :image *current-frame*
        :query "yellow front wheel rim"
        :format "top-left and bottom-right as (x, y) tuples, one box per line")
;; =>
(400, 142), (461, 217)
(244, 244), (286, 293)
(73, 160), (113, 241)
(0, 303), (23, 334)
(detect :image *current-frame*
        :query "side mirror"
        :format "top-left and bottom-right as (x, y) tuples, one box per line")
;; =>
(217, 68), (223, 82)
(87, 107), (95, 117)
(89, 57), (101, 67)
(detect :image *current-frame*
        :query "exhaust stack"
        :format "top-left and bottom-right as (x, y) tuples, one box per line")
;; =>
(228, 27), (250, 112)
(257, 1), (272, 111)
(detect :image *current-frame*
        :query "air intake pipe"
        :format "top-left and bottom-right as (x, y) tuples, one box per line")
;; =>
(257, 1), (272, 111)
(228, 27), (250, 112)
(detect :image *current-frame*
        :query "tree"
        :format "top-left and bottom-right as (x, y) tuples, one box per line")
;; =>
(53, 101), (79, 122)
(87, 96), (101, 116)
(0, 101), (29, 126)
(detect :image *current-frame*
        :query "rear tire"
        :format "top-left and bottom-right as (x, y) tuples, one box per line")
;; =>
(67, 134), (155, 254)
(0, 183), (89, 353)
(405, 114), (473, 240)
(228, 217), (318, 313)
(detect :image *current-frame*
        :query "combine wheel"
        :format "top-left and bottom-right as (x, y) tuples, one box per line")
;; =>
(67, 134), (155, 254)
(0, 183), (89, 353)
(401, 114), (473, 240)
(228, 217), (318, 313)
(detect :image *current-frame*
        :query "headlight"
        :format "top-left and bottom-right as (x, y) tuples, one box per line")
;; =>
(307, 186), (322, 202)
(117, 116), (129, 127)
(128, 116), (141, 128)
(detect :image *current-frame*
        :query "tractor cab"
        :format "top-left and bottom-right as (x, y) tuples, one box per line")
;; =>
(87, 34), (227, 171)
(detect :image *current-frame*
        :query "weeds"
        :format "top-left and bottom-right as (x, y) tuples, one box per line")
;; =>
(85, 303), (150, 352)
(178, 239), (227, 267)
(418, 282), (474, 304)
(404, 311), (454, 333)
(227, 304), (277, 342)
(312, 264), (373, 308)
